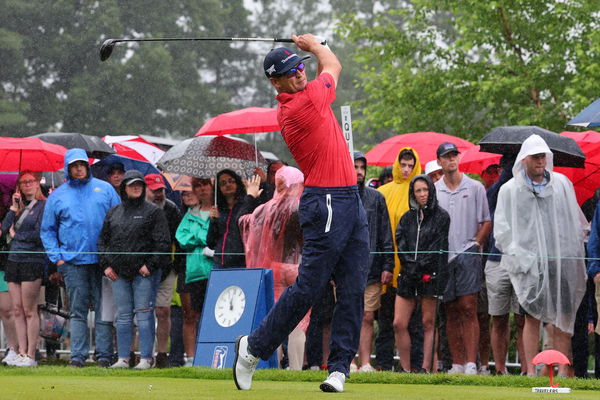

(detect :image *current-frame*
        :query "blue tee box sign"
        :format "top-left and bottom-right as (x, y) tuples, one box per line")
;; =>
(194, 268), (277, 369)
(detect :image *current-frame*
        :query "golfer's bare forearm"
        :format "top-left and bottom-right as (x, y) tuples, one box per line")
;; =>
(314, 45), (341, 85)
(293, 33), (341, 86)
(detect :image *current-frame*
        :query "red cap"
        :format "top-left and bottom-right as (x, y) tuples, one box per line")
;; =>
(144, 173), (166, 190)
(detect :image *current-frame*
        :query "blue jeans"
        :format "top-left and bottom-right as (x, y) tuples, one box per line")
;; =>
(58, 263), (113, 363)
(112, 273), (156, 359)
(248, 186), (369, 376)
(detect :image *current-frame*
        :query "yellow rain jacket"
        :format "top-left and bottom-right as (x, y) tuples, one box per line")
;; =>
(377, 147), (422, 288)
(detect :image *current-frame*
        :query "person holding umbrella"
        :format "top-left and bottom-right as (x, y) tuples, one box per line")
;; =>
(207, 170), (262, 269)
(233, 33), (369, 393)
(1, 172), (46, 367)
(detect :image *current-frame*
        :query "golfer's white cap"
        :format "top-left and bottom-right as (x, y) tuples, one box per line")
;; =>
(425, 160), (442, 175)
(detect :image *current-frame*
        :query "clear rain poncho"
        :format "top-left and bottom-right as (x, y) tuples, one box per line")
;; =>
(494, 134), (588, 334)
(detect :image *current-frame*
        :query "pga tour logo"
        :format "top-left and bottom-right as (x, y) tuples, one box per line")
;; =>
(212, 346), (228, 369)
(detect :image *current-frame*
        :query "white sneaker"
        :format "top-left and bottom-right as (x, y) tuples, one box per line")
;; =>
(464, 362), (477, 375)
(183, 357), (193, 367)
(2, 349), (18, 366)
(110, 358), (130, 369)
(359, 363), (376, 372)
(349, 362), (358, 373)
(448, 364), (465, 374)
(233, 335), (259, 390)
(14, 355), (37, 367)
(309, 365), (321, 371)
(478, 365), (491, 375)
(134, 358), (153, 370)
(320, 371), (346, 393)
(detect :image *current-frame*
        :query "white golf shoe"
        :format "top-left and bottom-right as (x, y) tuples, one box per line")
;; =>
(233, 335), (259, 390)
(320, 371), (346, 392)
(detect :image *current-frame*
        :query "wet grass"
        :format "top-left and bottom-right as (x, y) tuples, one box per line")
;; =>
(1, 373), (599, 400)
(2, 363), (600, 390)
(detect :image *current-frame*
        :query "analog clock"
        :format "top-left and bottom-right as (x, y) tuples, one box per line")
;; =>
(214, 285), (246, 327)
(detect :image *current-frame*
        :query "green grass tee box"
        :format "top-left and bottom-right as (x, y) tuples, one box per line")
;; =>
(1, 367), (599, 400)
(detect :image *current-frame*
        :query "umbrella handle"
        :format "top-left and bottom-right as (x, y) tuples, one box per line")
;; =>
(254, 135), (258, 171)
(549, 364), (560, 387)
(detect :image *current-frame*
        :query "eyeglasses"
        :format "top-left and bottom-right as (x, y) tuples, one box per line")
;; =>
(279, 63), (304, 78)
(19, 179), (36, 186)
(218, 178), (236, 187)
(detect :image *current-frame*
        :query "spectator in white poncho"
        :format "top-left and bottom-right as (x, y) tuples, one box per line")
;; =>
(494, 134), (588, 376)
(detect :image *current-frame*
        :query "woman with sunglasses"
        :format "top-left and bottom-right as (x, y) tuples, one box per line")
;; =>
(207, 169), (263, 269)
(1, 171), (47, 367)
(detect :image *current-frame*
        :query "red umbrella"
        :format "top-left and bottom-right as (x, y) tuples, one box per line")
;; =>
(195, 107), (279, 136)
(102, 135), (165, 165)
(459, 145), (502, 174)
(532, 349), (570, 388)
(0, 137), (67, 172)
(555, 131), (600, 205)
(365, 132), (474, 167)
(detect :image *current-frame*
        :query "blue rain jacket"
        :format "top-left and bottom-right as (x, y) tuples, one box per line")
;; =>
(41, 148), (120, 265)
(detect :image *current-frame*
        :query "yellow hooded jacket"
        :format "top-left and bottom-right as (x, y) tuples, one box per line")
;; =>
(377, 146), (422, 288)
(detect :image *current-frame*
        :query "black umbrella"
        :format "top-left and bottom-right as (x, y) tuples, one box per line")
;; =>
(478, 126), (585, 168)
(31, 132), (115, 159)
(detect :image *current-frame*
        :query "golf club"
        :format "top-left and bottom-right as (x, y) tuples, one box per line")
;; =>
(100, 37), (297, 61)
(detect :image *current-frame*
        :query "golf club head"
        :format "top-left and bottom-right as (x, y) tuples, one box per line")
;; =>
(99, 39), (117, 61)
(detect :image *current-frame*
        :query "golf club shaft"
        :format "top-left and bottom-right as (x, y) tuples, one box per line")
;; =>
(100, 37), (296, 61)
(109, 37), (294, 43)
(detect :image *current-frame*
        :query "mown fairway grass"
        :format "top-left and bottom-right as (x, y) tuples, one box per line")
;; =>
(1, 366), (599, 400)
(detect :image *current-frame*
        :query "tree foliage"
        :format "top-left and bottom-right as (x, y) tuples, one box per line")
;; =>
(0, 0), (254, 137)
(339, 0), (600, 141)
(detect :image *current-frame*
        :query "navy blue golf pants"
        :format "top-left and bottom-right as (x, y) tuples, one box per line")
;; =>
(248, 185), (369, 376)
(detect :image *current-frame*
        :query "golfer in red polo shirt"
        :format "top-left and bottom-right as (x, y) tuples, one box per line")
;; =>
(233, 34), (369, 393)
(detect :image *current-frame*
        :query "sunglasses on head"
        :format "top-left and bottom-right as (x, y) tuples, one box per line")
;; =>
(278, 63), (304, 78)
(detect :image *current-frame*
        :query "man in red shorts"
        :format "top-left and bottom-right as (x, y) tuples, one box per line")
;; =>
(233, 33), (369, 393)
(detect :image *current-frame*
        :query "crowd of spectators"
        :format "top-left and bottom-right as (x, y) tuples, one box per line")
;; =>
(0, 137), (598, 378)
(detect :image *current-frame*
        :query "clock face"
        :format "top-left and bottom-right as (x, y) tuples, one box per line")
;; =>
(214, 285), (246, 327)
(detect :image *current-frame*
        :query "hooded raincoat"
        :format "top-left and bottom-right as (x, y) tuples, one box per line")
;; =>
(396, 175), (450, 295)
(238, 166), (310, 332)
(377, 147), (422, 287)
(41, 148), (121, 265)
(494, 134), (588, 334)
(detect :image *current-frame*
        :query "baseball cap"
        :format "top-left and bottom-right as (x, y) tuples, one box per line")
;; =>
(425, 160), (442, 175)
(144, 173), (166, 190)
(483, 163), (501, 174)
(68, 157), (88, 165)
(264, 47), (310, 78)
(436, 142), (460, 157)
(123, 170), (144, 186)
